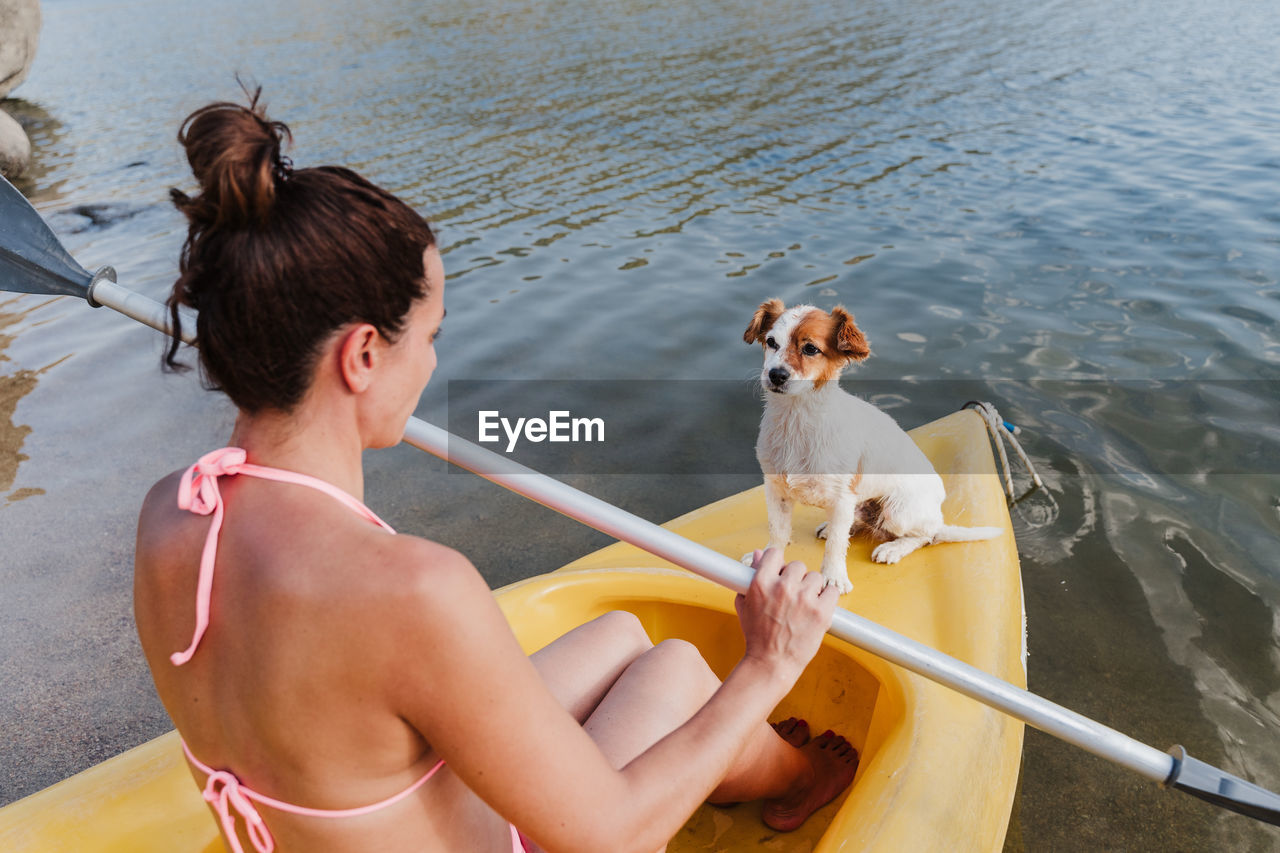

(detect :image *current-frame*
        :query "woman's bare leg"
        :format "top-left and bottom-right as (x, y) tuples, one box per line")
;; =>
(529, 610), (654, 722)
(583, 639), (858, 820)
(529, 614), (858, 834)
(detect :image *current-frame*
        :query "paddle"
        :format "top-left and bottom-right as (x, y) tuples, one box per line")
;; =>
(3, 176), (1277, 827)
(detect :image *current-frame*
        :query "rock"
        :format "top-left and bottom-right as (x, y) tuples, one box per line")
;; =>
(0, 108), (30, 177)
(0, 0), (41, 99)
(55, 202), (146, 233)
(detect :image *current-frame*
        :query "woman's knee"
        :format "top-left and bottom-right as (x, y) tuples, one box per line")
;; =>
(594, 609), (652, 655)
(644, 638), (720, 696)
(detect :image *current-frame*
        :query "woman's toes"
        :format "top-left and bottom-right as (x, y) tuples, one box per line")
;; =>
(762, 729), (860, 833)
(772, 717), (811, 747)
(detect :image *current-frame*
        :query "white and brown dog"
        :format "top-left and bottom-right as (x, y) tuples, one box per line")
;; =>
(743, 298), (1001, 593)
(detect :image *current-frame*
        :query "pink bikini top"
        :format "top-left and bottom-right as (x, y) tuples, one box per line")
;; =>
(170, 448), (526, 853)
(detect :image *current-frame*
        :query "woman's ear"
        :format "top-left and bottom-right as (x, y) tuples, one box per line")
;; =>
(338, 323), (382, 393)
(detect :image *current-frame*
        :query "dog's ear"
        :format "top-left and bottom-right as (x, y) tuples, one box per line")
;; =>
(830, 306), (871, 361)
(744, 298), (785, 344)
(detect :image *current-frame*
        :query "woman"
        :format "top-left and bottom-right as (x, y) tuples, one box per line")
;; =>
(133, 91), (858, 853)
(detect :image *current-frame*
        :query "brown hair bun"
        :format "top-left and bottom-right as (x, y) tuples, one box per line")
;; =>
(170, 87), (291, 229)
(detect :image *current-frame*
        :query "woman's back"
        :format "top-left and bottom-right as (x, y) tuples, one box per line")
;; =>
(134, 466), (516, 852)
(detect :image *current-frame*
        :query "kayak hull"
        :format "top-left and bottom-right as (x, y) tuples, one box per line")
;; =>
(0, 410), (1024, 852)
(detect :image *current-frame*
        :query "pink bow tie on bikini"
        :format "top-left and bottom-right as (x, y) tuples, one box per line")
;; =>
(178, 447), (248, 517)
(202, 768), (275, 853)
(171, 448), (250, 666)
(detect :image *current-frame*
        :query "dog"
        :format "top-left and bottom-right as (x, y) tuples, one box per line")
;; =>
(743, 298), (1001, 593)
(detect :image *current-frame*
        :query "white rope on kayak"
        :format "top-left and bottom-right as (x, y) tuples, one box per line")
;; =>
(963, 401), (1044, 503)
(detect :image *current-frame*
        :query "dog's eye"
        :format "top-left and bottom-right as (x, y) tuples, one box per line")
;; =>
(765, 336), (779, 350)
(802, 343), (821, 356)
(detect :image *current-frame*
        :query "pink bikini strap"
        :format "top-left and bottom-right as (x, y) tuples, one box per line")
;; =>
(182, 740), (444, 853)
(170, 447), (396, 666)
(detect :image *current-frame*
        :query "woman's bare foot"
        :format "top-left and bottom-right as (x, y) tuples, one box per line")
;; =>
(761, 728), (859, 832)
(772, 717), (810, 747)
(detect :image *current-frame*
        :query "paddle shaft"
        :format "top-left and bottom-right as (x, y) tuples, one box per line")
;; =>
(78, 276), (1177, 785)
(402, 416), (1177, 781)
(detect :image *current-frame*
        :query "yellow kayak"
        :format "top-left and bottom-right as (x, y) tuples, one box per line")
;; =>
(0, 409), (1024, 852)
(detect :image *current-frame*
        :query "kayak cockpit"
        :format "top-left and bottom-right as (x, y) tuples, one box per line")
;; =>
(497, 567), (895, 852)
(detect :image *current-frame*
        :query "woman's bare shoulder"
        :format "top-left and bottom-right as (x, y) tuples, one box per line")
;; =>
(355, 533), (512, 651)
(135, 470), (195, 551)
(346, 533), (510, 685)
(370, 533), (491, 603)
(140, 469), (190, 512)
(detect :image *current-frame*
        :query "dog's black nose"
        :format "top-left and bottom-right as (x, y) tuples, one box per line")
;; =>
(768, 367), (789, 387)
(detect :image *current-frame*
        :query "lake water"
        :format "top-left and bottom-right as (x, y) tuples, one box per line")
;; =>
(3, 0), (1280, 848)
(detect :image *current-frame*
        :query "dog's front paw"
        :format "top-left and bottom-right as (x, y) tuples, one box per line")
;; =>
(820, 568), (854, 595)
(872, 540), (912, 564)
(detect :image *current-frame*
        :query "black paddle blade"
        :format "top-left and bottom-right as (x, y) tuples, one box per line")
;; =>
(1166, 746), (1280, 826)
(0, 175), (93, 299)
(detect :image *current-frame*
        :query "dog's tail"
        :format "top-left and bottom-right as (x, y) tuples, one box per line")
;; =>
(932, 524), (1003, 544)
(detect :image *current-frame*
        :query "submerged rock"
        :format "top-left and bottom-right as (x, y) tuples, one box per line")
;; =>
(0, 108), (30, 177)
(55, 201), (146, 233)
(0, 0), (41, 99)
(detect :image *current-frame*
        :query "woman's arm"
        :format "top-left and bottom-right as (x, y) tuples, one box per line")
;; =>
(382, 540), (835, 853)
